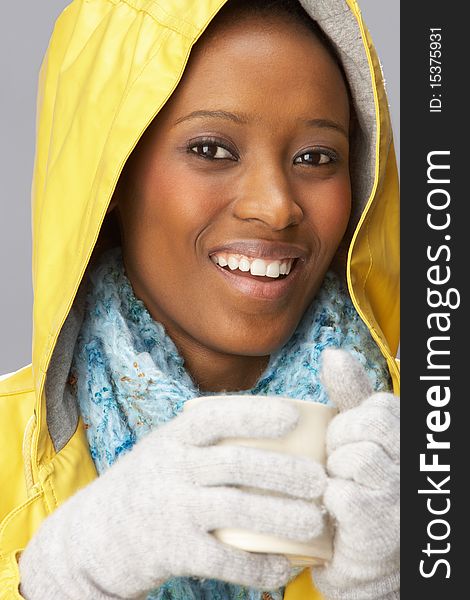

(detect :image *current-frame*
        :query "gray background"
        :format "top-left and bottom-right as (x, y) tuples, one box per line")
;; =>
(0, 1), (399, 375)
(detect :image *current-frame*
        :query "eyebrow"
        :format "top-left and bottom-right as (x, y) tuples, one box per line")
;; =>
(173, 110), (348, 139)
(303, 118), (349, 140)
(173, 110), (250, 126)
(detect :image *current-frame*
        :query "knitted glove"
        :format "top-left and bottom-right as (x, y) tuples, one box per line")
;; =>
(19, 395), (327, 599)
(311, 349), (400, 600)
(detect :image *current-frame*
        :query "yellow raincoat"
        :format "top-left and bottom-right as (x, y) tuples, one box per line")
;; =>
(0, 0), (399, 597)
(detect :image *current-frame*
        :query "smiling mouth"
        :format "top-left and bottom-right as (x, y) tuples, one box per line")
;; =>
(209, 255), (303, 301)
(209, 253), (299, 280)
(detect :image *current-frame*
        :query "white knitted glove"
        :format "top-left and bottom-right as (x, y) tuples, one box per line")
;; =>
(19, 395), (327, 599)
(311, 349), (400, 599)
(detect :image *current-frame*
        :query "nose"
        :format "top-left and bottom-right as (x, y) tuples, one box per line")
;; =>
(232, 162), (304, 231)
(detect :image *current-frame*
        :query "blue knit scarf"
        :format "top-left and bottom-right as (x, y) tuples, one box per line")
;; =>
(70, 245), (392, 600)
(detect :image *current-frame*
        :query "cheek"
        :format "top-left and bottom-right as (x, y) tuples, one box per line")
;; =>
(149, 161), (230, 232)
(124, 165), (217, 251)
(303, 176), (352, 251)
(326, 180), (352, 237)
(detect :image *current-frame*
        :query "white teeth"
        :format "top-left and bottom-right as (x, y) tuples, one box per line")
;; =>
(239, 257), (251, 272)
(228, 256), (239, 270)
(211, 253), (295, 279)
(265, 262), (280, 278)
(250, 259), (267, 276)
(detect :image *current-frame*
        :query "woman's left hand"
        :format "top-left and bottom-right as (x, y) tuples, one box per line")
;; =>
(311, 349), (400, 600)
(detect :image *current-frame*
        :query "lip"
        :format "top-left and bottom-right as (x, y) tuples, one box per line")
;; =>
(207, 239), (308, 261)
(210, 256), (305, 300)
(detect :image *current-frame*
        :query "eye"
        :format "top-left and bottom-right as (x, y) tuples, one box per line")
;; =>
(188, 139), (237, 161)
(293, 149), (337, 166)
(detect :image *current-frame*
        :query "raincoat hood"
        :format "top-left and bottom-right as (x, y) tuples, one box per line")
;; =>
(0, 1), (399, 598)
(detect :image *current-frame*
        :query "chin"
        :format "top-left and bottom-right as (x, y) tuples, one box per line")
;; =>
(220, 328), (296, 357)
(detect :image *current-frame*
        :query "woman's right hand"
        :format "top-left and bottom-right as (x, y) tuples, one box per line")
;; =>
(19, 396), (327, 599)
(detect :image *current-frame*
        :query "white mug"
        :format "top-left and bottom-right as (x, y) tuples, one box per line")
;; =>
(183, 395), (337, 567)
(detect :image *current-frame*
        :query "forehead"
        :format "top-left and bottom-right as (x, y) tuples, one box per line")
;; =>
(161, 15), (350, 128)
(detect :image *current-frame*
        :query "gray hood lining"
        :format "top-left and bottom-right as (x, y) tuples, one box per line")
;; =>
(45, 278), (88, 452)
(46, 0), (378, 453)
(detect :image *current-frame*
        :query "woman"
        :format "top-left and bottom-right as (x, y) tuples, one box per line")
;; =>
(0, 0), (399, 598)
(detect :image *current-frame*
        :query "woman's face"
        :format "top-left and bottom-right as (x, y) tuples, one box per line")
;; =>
(113, 14), (351, 387)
